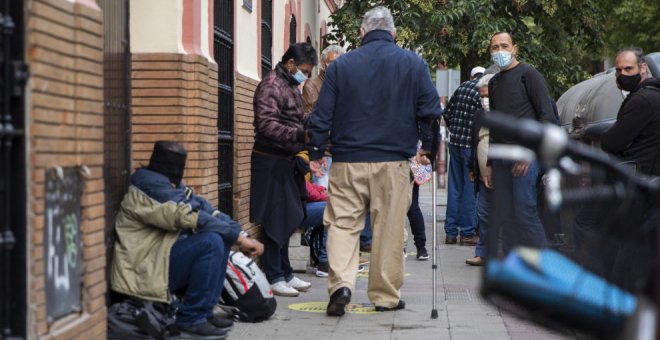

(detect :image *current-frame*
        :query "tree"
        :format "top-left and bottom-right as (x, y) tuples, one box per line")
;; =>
(326, 0), (605, 98)
(599, 0), (660, 57)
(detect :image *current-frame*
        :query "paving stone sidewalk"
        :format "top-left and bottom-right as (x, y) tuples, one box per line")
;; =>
(231, 183), (569, 340)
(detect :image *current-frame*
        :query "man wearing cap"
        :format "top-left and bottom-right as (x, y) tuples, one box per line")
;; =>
(442, 66), (485, 246)
(111, 141), (263, 339)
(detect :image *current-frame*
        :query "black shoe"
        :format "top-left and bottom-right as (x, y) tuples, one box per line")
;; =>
(326, 287), (352, 316)
(374, 300), (405, 312)
(416, 247), (429, 261)
(445, 236), (457, 244)
(179, 320), (228, 339)
(207, 315), (234, 332)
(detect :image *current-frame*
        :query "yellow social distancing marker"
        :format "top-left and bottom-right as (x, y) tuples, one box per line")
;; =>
(288, 301), (380, 314)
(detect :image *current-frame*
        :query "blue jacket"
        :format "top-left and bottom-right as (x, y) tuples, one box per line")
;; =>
(307, 30), (442, 162)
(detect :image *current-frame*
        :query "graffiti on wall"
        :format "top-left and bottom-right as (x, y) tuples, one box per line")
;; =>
(44, 167), (83, 323)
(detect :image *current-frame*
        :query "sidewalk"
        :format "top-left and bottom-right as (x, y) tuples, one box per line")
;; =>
(232, 183), (568, 340)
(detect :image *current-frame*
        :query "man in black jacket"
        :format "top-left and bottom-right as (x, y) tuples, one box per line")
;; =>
(602, 48), (660, 176)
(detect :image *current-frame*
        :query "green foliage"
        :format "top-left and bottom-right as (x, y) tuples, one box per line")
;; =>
(600, 0), (660, 57)
(326, 0), (606, 98)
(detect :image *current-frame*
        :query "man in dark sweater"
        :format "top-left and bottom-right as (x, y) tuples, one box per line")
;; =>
(601, 48), (660, 176)
(488, 32), (553, 253)
(307, 6), (442, 316)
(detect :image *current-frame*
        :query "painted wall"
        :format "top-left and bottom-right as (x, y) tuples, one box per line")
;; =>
(130, 0), (185, 54)
(272, 0), (286, 69)
(235, 0), (259, 79)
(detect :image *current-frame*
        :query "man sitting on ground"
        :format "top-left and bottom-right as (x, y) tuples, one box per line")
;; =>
(111, 141), (263, 339)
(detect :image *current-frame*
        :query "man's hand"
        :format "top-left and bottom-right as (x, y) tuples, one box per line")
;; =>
(512, 161), (529, 177)
(484, 165), (493, 189)
(416, 149), (431, 165)
(237, 235), (264, 257)
(309, 157), (328, 178)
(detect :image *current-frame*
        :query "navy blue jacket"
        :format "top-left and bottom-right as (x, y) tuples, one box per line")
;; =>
(307, 30), (442, 162)
(131, 168), (242, 244)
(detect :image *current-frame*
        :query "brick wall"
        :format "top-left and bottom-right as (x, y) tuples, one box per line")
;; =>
(131, 54), (219, 205)
(233, 72), (259, 234)
(26, 0), (106, 338)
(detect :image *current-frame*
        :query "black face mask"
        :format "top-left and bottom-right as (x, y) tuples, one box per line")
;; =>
(148, 141), (187, 186)
(616, 73), (641, 92)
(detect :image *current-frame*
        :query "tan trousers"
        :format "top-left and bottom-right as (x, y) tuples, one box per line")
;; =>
(324, 161), (412, 308)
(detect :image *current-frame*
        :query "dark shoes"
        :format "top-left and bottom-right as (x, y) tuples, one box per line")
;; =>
(445, 236), (457, 244)
(459, 235), (479, 246)
(374, 300), (406, 312)
(207, 315), (234, 332)
(465, 256), (484, 266)
(179, 320), (228, 339)
(416, 246), (429, 261)
(326, 287), (352, 316)
(360, 244), (372, 253)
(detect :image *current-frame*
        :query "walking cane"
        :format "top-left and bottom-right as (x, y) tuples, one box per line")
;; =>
(429, 119), (441, 319)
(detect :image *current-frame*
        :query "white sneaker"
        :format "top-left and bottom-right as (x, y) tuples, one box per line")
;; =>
(286, 276), (312, 292)
(271, 281), (299, 297)
(315, 269), (328, 277)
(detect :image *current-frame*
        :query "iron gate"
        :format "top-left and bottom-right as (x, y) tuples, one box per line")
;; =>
(99, 0), (130, 302)
(0, 0), (27, 337)
(215, 0), (234, 217)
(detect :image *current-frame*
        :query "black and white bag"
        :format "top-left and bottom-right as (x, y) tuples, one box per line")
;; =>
(221, 251), (277, 322)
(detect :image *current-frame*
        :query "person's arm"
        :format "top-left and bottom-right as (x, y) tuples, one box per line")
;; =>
(254, 83), (305, 144)
(416, 62), (443, 152)
(601, 98), (652, 154)
(307, 63), (338, 161)
(524, 67), (556, 124)
(302, 79), (318, 117)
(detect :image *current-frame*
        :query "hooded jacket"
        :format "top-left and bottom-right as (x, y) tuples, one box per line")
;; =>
(111, 168), (241, 302)
(601, 77), (660, 175)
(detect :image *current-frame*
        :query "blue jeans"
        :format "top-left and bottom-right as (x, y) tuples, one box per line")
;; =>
(407, 183), (426, 248)
(444, 145), (477, 237)
(261, 231), (294, 283)
(301, 201), (328, 263)
(360, 213), (372, 247)
(169, 232), (230, 326)
(475, 183), (491, 257)
(491, 160), (548, 253)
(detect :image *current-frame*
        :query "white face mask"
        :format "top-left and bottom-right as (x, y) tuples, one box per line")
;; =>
(491, 51), (513, 69)
(480, 97), (490, 111)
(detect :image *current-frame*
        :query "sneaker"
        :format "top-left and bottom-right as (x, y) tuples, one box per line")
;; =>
(179, 320), (228, 340)
(416, 247), (429, 261)
(271, 281), (299, 297)
(287, 276), (312, 292)
(359, 257), (369, 265)
(360, 244), (372, 252)
(357, 264), (366, 273)
(316, 262), (329, 277)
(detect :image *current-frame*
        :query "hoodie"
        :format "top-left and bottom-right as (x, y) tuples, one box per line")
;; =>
(601, 77), (660, 175)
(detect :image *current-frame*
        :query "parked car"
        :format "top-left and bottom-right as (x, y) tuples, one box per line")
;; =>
(558, 52), (660, 143)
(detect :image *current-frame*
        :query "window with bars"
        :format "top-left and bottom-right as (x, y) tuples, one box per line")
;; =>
(215, 0), (234, 217)
(261, 0), (273, 76)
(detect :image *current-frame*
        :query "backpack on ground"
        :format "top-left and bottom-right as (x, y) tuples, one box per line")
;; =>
(107, 297), (178, 340)
(221, 251), (277, 322)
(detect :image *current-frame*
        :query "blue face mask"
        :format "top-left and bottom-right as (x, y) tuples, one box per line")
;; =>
(492, 51), (513, 69)
(293, 70), (307, 84)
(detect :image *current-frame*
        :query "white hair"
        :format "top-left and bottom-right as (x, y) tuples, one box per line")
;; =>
(476, 74), (495, 89)
(321, 45), (345, 62)
(361, 6), (395, 34)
